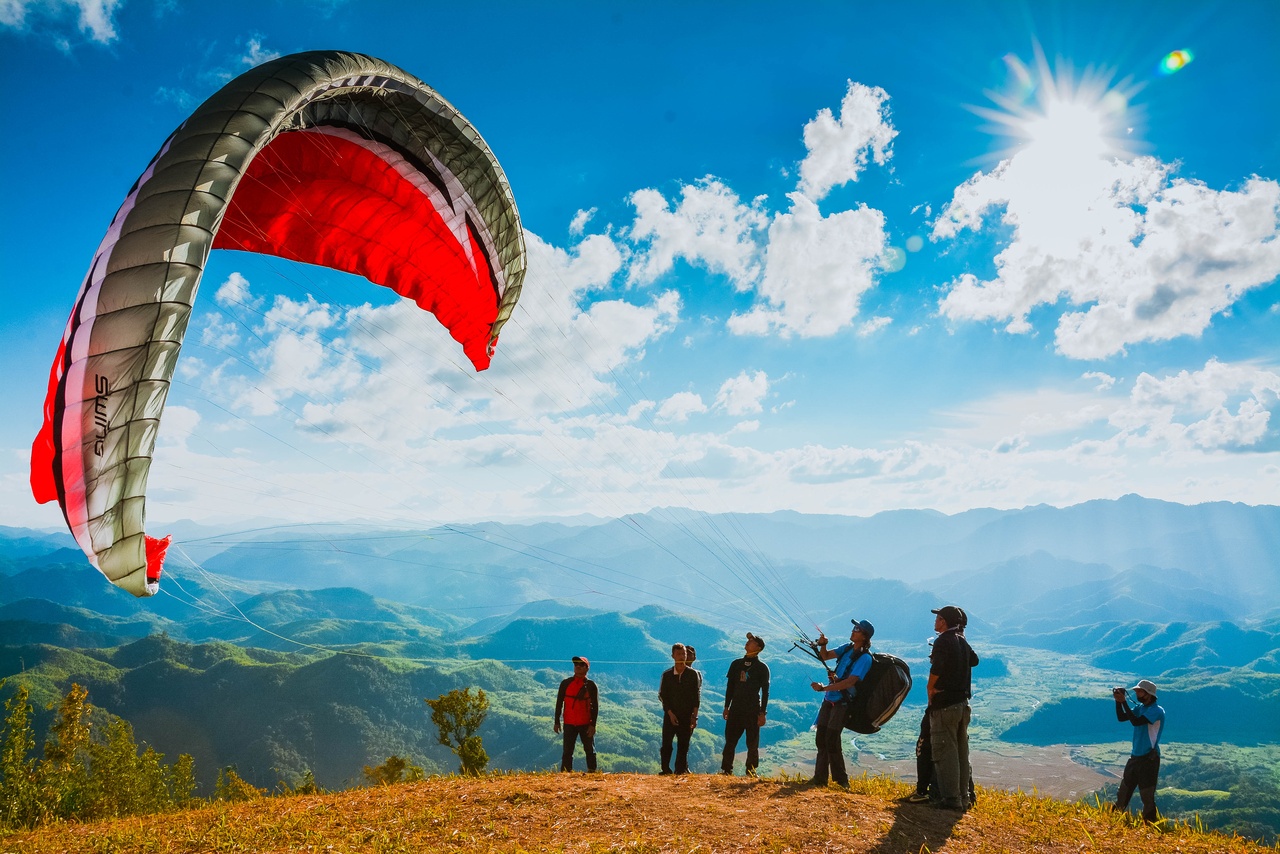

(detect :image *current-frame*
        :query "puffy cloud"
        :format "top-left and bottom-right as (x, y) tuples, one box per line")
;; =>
(525, 230), (625, 296)
(1111, 358), (1280, 451)
(656, 391), (707, 423)
(1, 0), (121, 44)
(797, 81), (896, 200)
(569, 208), (596, 236)
(714, 371), (770, 416)
(194, 229), (676, 454)
(626, 178), (768, 287)
(934, 147), (1280, 359)
(215, 272), (256, 308)
(728, 193), (887, 337)
(239, 36), (279, 68)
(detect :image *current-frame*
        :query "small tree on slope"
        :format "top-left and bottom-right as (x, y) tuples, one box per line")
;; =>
(425, 688), (489, 776)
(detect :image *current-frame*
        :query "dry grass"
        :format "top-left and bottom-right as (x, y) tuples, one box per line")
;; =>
(3, 771), (1274, 853)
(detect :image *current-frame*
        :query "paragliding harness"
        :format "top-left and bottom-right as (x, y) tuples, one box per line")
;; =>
(843, 651), (912, 734)
(793, 640), (912, 735)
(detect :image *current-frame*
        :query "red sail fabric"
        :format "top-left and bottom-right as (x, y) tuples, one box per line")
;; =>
(214, 129), (499, 370)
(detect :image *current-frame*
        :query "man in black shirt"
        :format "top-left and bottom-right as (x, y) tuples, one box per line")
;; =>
(720, 633), (770, 776)
(927, 605), (979, 810)
(658, 643), (701, 774)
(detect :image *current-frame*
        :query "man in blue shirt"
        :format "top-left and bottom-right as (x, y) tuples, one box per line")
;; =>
(1112, 679), (1166, 823)
(807, 618), (874, 788)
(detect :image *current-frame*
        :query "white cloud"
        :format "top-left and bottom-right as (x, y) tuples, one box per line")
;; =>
(797, 80), (897, 200)
(1082, 371), (1116, 391)
(656, 391), (707, 423)
(626, 178), (768, 287)
(858, 316), (893, 337)
(240, 36), (279, 68)
(192, 229), (676, 457)
(934, 149), (1280, 359)
(783, 442), (937, 485)
(728, 193), (887, 337)
(525, 230), (624, 296)
(215, 272), (256, 308)
(200, 314), (241, 349)
(1111, 358), (1280, 451)
(1, 0), (121, 43)
(569, 208), (596, 236)
(714, 371), (770, 416)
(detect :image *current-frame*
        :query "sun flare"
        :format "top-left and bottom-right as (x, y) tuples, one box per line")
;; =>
(975, 48), (1140, 169)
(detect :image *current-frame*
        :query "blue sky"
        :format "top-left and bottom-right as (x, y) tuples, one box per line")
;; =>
(2, 0), (1278, 534)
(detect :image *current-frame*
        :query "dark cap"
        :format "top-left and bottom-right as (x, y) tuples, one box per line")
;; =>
(571, 655), (589, 669)
(851, 619), (875, 639)
(747, 632), (766, 650)
(932, 606), (964, 627)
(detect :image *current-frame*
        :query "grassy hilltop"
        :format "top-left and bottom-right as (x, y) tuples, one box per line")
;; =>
(4, 771), (1275, 854)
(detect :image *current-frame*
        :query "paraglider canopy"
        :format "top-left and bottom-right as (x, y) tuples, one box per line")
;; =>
(31, 51), (526, 597)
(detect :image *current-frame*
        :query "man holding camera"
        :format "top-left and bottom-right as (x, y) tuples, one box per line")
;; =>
(1112, 679), (1165, 823)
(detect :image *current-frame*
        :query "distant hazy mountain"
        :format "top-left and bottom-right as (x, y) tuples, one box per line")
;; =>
(4, 495), (1277, 646)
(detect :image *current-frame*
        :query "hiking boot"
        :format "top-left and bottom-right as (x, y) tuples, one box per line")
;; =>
(902, 791), (932, 804)
(807, 777), (828, 787)
(718, 769), (733, 776)
(659, 769), (673, 775)
(931, 799), (965, 811)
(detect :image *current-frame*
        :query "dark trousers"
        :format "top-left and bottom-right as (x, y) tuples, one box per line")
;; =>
(813, 700), (848, 785)
(661, 716), (693, 773)
(721, 711), (760, 773)
(560, 723), (596, 772)
(914, 711), (976, 802)
(1115, 752), (1160, 822)
(929, 701), (971, 807)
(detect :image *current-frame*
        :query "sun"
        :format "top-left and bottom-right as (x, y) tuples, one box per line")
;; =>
(1022, 99), (1108, 163)
(974, 47), (1140, 169)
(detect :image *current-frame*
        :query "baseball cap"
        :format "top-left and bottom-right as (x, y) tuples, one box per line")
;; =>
(571, 656), (589, 669)
(851, 618), (875, 639)
(747, 632), (766, 650)
(932, 605), (964, 627)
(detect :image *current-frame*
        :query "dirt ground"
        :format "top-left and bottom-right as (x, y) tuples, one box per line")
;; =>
(5, 772), (1268, 854)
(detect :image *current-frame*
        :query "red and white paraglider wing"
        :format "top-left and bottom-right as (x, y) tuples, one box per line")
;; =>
(31, 51), (526, 597)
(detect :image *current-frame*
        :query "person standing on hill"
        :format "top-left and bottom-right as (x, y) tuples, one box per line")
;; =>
(684, 645), (704, 689)
(1112, 679), (1165, 823)
(927, 605), (978, 811)
(720, 633), (770, 776)
(554, 655), (599, 772)
(808, 619), (874, 788)
(904, 607), (977, 806)
(658, 643), (701, 774)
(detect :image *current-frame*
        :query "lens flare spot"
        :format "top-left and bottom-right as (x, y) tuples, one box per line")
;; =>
(905, 235), (924, 253)
(883, 246), (907, 273)
(1159, 49), (1194, 75)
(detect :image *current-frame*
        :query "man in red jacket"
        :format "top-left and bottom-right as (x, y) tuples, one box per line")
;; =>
(554, 655), (599, 772)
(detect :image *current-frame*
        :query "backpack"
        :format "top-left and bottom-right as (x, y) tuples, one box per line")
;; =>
(844, 652), (912, 734)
